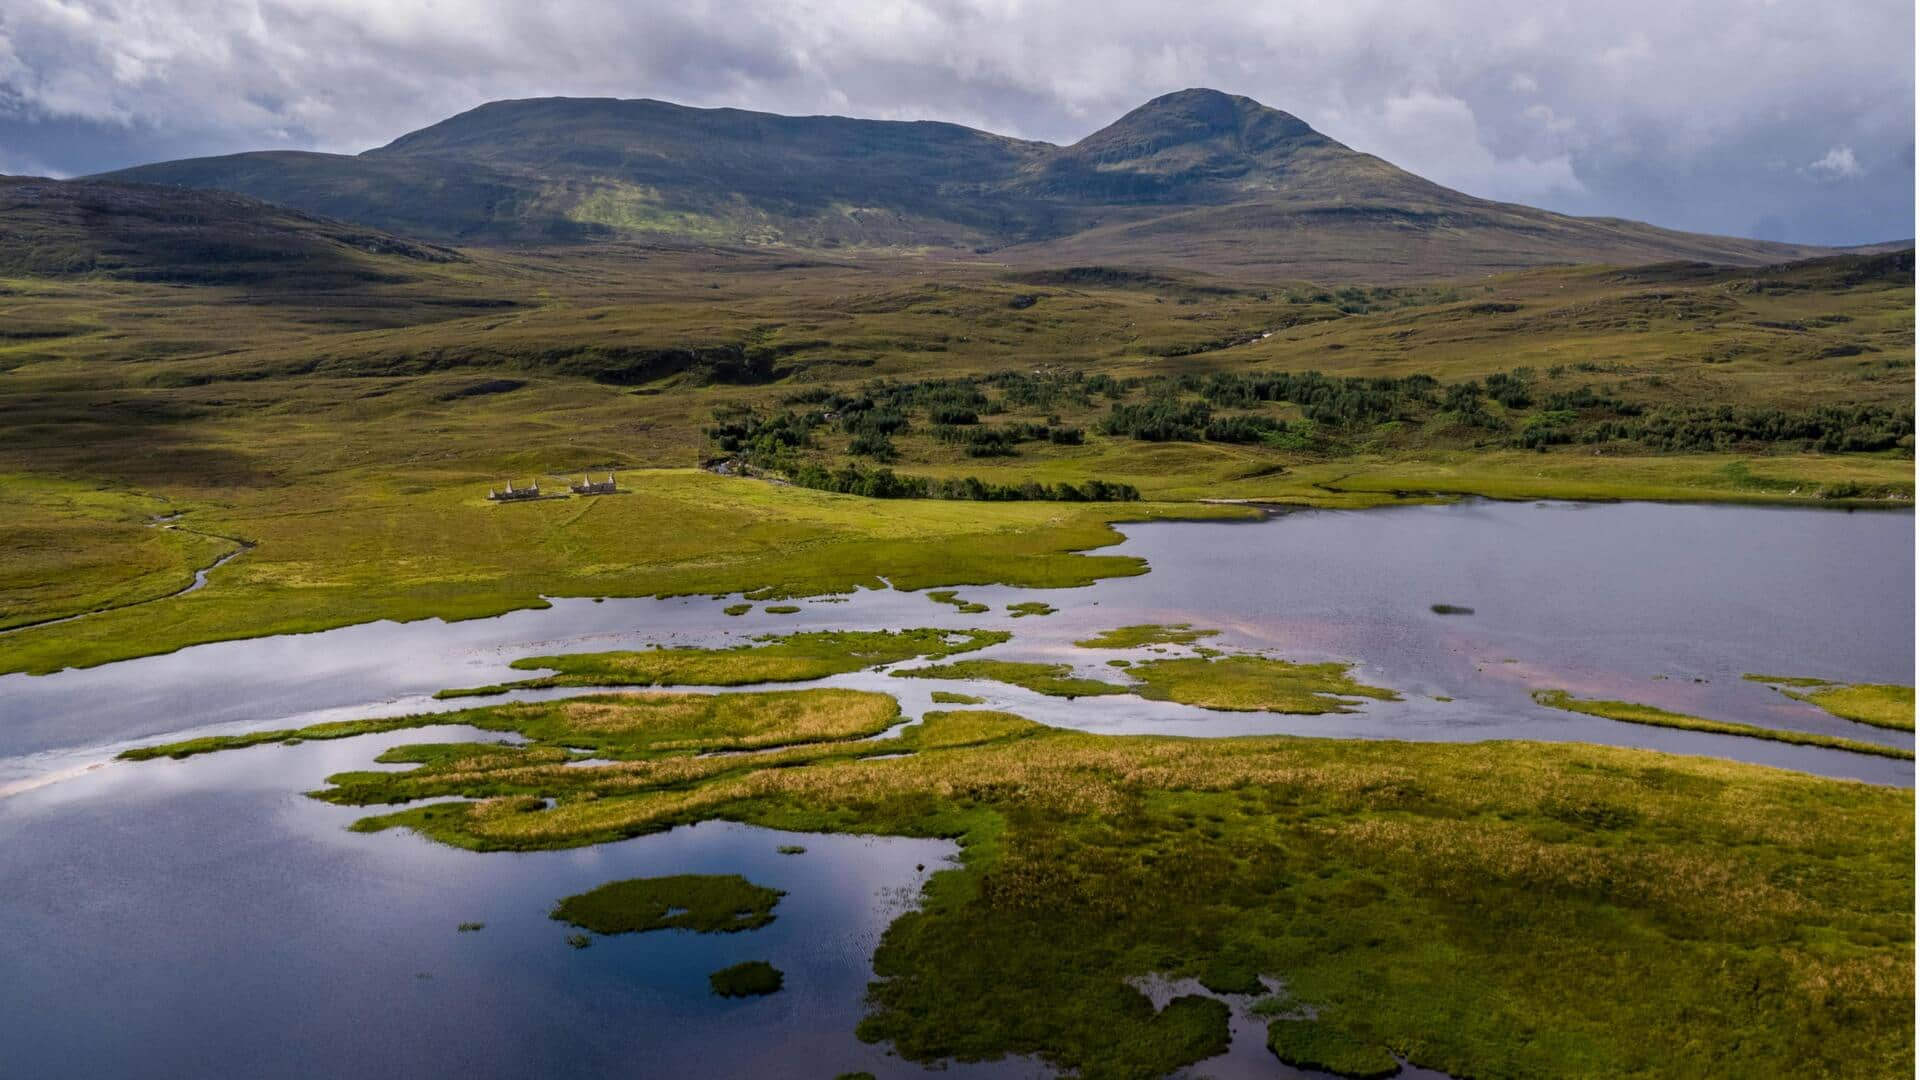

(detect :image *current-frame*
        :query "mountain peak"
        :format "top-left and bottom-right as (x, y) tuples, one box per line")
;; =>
(96, 89), (1831, 279)
(1017, 88), (1340, 203)
(1079, 88), (1326, 156)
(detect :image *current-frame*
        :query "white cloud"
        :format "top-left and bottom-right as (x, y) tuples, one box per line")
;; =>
(1345, 90), (1586, 203)
(1804, 146), (1864, 180)
(1521, 103), (1576, 134)
(0, 0), (1909, 242)
(0, 147), (62, 177)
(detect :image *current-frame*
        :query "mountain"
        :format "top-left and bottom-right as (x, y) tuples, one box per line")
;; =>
(0, 174), (459, 285)
(99, 88), (1833, 280)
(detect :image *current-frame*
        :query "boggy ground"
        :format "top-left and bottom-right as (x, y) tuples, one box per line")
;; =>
(120, 690), (1915, 1080)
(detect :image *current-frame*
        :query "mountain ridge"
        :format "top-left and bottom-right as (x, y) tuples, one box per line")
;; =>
(96, 88), (1837, 280)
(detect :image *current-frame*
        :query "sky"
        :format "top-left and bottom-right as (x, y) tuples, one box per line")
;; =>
(0, 0), (1912, 245)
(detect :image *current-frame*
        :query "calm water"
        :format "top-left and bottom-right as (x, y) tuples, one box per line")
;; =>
(1, 500), (1910, 784)
(0, 500), (1911, 1077)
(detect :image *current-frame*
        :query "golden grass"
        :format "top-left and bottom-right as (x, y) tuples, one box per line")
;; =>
(1745, 675), (1916, 732)
(1533, 689), (1913, 759)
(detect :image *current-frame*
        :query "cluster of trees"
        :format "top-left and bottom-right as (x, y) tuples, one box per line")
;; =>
(1204, 414), (1289, 443)
(736, 365), (1913, 464)
(1190, 371), (1437, 427)
(931, 421), (1081, 457)
(1098, 400), (1215, 441)
(1482, 370), (1532, 409)
(706, 410), (820, 465)
(1585, 404), (1914, 453)
(787, 463), (1139, 502)
(1540, 386), (1643, 416)
(982, 369), (1122, 410)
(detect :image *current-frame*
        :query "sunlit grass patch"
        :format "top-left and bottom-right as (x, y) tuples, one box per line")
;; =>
(1746, 675), (1915, 731)
(1534, 688), (1913, 758)
(925, 589), (990, 614)
(930, 691), (985, 705)
(1073, 623), (1220, 649)
(893, 659), (1128, 699)
(1128, 655), (1397, 714)
(436, 627), (1008, 697)
(121, 687), (904, 763)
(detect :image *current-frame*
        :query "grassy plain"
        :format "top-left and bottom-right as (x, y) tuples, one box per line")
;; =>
(0, 244), (1909, 672)
(119, 692), (1915, 1079)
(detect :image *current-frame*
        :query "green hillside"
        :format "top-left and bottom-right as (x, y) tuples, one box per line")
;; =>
(0, 175), (459, 285)
(99, 89), (1834, 280)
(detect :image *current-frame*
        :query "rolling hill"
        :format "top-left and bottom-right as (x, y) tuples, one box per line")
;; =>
(0, 174), (460, 286)
(98, 89), (1833, 281)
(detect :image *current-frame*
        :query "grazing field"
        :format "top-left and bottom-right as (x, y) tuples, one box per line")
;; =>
(118, 691), (1915, 1079)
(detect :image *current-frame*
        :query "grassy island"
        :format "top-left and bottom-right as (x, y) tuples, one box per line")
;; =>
(435, 627), (1007, 698)
(1745, 675), (1916, 731)
(709, 961), (785, 997)
(894, 653), (1397, 714)
(1074, 624), (1221, 649)
(552, 874), (783, 935)
(925, 590), (991, 614)
(892, 660), (1130, 699)
(1533, 689), (1914, 759)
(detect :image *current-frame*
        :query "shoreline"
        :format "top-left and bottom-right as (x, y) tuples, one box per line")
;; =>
(2, 485), (1910, 677)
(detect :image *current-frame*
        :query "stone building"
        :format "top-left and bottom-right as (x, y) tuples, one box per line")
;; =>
(571, 473), (618, 495)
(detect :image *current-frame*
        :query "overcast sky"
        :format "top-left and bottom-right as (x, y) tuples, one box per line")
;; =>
(1, 1), (1911, 244)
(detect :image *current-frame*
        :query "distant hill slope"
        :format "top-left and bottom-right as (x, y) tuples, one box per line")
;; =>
(100, 88), (1835, 280)
(0, 175), (460, 285)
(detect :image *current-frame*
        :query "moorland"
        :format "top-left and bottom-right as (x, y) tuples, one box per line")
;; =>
(1, 87), (1913, 1080)
(1, 143), (1912, 672)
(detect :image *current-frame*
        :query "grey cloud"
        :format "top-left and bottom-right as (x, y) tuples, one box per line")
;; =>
(0, 0), (1910, 244)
